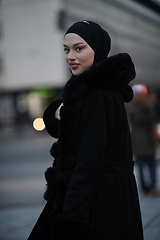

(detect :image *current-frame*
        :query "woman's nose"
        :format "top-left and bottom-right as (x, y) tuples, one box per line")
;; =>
(68, 50), (76, 60)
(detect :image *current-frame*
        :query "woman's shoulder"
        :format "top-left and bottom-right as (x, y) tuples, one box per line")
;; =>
(86, 88), (114, 99)
(88, 88), (118, 102)
(83, 89), (116, 111)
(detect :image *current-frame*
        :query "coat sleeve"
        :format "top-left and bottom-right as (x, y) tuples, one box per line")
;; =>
(52, 90), (108, 240)
(43, 99), (63, 138)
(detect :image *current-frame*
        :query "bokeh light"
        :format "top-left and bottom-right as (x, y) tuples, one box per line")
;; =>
(33, 118), (45, 131)
(132, 84), (148, 95)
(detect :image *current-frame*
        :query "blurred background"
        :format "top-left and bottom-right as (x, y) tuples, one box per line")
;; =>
(0, 0), (160, 239)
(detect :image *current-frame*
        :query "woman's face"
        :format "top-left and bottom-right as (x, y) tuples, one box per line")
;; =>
(64, 33), (95, 76)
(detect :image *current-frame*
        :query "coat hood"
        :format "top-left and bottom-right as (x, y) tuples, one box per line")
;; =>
(64, 53), (135, 103)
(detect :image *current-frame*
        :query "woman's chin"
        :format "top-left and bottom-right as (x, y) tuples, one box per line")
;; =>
(71, 68), (81, 76)
(70, 66), (88, 76)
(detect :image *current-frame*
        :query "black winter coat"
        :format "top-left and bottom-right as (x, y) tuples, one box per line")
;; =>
(28, 53), (143, 240)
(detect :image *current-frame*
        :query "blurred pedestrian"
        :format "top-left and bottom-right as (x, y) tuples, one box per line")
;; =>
(28, 20), (143, 240)
(130, 87), (160, 196)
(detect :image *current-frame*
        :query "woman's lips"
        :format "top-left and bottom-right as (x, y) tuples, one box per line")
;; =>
(69, 63), (79, 69)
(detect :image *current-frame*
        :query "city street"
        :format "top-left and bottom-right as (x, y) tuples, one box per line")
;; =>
(0, 126), (160, 240)
(0, 0), (160, 239)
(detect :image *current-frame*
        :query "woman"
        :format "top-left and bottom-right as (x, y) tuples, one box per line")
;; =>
(28, 20), (143, 240)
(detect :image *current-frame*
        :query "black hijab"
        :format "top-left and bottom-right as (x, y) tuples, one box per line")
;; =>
(65, 20), (111, 64)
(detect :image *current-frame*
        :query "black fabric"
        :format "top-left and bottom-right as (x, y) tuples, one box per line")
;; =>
(65, 20), (111, 64)
(28, 53), (143, 240)
(103, 161), (134, 177)
(42, 99), (62, 138)
(51, 214), (93, 240)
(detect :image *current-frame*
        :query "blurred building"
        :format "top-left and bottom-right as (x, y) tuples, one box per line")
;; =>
(0, 0), (160, 127)
(0, 0), (66, 91)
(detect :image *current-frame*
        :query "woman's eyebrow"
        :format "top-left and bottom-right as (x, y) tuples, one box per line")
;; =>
(74, 42), (84, 46)
(63, 42), (85, 47)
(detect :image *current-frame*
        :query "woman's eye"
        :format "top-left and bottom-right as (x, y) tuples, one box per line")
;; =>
(64, 48), (69, 53)
(76, 47), (83, 52)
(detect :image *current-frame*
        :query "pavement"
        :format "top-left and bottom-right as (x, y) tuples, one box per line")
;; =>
(0, 125), (160, 240)
(135, 167), (160, 240)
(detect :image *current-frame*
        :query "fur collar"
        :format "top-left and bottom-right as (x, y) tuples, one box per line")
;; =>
(63, 53), (135, 102)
